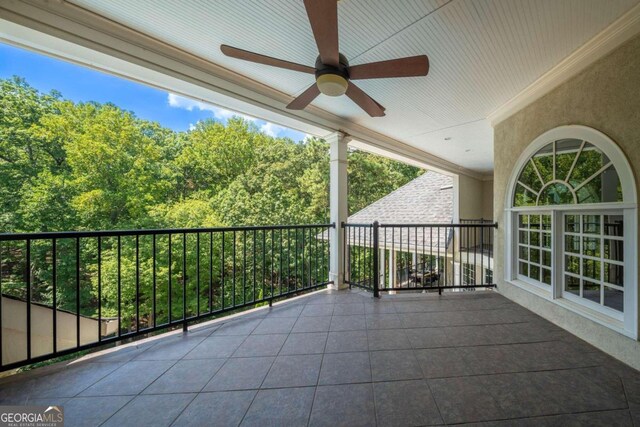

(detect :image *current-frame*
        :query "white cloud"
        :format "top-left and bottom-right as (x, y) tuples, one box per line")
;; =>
(167, 93), (256, 123)
(168, 93), (307, 140)
(259, 122), (288, 138)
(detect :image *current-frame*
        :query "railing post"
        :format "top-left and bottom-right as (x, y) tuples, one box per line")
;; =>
(372, 221), (380, 298)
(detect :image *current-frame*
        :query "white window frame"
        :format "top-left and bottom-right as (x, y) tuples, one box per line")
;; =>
(516, 212), (553, 290)
(504, 125), (637, 339)
(485, 268), (493, 284)
(560, 211), (625, 321)
(462, 262), (474, 285)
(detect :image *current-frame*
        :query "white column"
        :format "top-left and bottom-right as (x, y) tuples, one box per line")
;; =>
(329, 131), (349, 290)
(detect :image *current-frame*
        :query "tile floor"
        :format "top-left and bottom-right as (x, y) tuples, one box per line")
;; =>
(1, 289), (639, 426)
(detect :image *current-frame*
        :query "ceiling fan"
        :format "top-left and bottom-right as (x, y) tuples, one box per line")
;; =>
(220, 0), (429, 117)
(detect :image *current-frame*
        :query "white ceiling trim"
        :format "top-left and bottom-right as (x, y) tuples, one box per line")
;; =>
(0, 0), (485, 180)
(487, 1), (640, 126)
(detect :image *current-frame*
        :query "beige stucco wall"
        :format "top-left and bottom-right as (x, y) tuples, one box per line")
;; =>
(482, 179), (493, 220)
(494, 34), (640, 369)
(457, 175), (492, 220)
(1, 297), (118, 366)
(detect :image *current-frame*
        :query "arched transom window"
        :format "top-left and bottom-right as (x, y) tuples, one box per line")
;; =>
(514, 139), (622, 206)
(507, 126), (636, 337)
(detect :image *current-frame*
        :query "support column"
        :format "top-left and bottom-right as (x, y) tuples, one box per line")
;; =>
(329, 132), (349, 290)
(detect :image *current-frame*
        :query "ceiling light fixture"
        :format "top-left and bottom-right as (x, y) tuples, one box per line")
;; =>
(316, 73), (349, 96)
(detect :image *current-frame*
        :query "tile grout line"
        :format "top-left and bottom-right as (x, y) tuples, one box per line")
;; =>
(365, 326), (378, 426)
(445, 406), (636, 426)
(97, 355), (183, 426)
(236, 302), (307, 425)
(306, 312), (332, 427)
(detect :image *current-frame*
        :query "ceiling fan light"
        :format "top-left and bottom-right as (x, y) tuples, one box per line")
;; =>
(316, 73), (348, 97)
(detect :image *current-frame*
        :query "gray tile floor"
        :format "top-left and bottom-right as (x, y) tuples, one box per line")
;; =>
(1, 289), (640, 426)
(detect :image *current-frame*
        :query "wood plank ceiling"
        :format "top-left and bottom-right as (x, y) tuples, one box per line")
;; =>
(68, 0), (639, 173)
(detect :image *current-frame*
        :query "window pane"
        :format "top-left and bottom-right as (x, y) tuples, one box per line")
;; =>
(565, 215), (580, 233)
(541, 215), (552, 230)
(514, 184), (536, 207)
(604, 263), (623, 287)
(529, 215), (541, 229)
(565, 255), (580, 274)
(565, 275), (580, 295)
(529, 231), (540, 247)
(530, 249), (540, 264)
(603, 239), (623, 262)
(542, 250), (552, 267)
(519, 246), (528, 261)
(519, 262), (528, 276)
(582, 237), (600, 257)
(533, 150), (553, 183)
(519, 230), (528, 244)
(600, 165), (622, 203)
(555, 138), (583, 181)
(530, 265), (540, 281)
(568, 143), (603, 187)
(565, 235), (580, 254)
(539, 182), (574, 205)
(519, 160), (543, 193)
(604, 215), (623, 236)
(582, 259), (600, 280)
(577, 177), (602, 204)
(518, 215), (529, 228)
(603, 287), (624, 312)
(583, 280), (601, 304)
(542, 232), (552, 249)
(541, 268), (552, 285)
(514, 140), (624, 207)
(583, 215), (601, 234)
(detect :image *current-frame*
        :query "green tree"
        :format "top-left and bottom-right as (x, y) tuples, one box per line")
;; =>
(0, 76), (422, 328)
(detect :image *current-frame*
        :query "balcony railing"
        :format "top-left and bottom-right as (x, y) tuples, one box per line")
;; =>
(0, 223), (333, 371)
(343, 222), (497, 297)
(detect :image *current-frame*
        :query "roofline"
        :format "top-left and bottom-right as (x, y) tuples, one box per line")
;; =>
(348, 171), (453, 221)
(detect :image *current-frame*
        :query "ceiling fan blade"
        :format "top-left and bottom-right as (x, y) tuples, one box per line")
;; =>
(303, 0), (339, 67)
(286, 84), (321, 110)
(345, 83), (386, 117)
(348, 55), (429, 80)
(221, 45), (315, 74)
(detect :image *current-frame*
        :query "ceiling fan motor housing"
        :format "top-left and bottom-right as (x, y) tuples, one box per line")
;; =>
(315, 54), (350, 96)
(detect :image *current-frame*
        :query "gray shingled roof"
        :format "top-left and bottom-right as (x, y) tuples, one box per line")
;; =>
(349, 171), (453, 225)
(323, 172), (455, 252)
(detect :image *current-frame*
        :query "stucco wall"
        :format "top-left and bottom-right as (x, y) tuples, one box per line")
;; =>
(482, 180), (493, 220)
(457, 175), (491, 221)
(1, 296), (119, 366)
(494, 34), (640, 369)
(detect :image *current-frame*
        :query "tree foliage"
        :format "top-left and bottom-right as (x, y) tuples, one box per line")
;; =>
(0, 76), (421, 330)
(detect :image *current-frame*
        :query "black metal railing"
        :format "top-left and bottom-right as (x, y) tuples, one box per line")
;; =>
(0, 223), (333, 371)
(343, 222), (497, 296)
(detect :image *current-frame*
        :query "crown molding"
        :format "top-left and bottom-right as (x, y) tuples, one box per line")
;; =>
(488, 2), (640, 126)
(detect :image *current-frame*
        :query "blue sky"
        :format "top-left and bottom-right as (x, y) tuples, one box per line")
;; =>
(0, 42), (307, 140)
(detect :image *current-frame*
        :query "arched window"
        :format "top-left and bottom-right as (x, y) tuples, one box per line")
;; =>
(506, 126), (637, 337)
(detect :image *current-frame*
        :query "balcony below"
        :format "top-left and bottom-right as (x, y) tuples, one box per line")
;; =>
(0, 289), (638, 426)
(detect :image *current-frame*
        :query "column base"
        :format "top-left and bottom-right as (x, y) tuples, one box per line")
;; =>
(328, 282), (349, 291)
